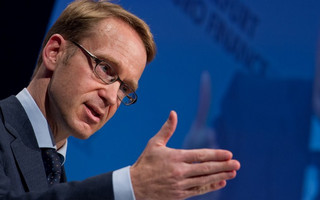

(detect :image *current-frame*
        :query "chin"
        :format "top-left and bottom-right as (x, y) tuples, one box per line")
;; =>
(70, 124), (97, 140)
(68, 117), (101, 140)
(72, 132), (94, 140)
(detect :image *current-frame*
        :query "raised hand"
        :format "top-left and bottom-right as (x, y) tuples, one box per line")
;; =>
(130, 111), (240, 200)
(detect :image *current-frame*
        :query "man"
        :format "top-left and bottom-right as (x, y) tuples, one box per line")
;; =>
(0, 0), (240, 199)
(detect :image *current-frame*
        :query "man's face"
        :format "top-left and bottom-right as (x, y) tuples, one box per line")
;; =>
(47, 18), (147, 139)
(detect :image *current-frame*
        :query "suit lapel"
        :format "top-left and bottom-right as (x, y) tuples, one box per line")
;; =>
(10, 138), (48, 191)
(1, 96), (48, 192)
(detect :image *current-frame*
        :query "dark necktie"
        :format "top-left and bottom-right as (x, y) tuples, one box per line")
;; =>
(41, 148), (62, 186)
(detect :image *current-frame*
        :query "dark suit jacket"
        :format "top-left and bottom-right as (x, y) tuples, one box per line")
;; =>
(0, 96), (114, 199)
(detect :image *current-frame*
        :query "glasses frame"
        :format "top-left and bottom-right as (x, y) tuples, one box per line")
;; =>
(70, 41), (138, 106)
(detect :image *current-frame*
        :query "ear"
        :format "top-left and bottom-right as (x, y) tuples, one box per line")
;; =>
(42, 34), (66, 72)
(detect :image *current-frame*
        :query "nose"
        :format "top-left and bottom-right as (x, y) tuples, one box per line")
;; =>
(98, 81), (121, 106)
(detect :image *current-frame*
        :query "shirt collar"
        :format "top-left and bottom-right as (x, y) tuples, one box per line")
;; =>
(16, 88), (67, 163)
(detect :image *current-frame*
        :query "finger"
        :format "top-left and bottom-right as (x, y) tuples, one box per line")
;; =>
(177, 180), (227, 199)
(187, 180), (227, 197)
(184, 159), (240, 178)
(181, 149), (233, 163)
(151, 110), (178, 146)
(182, 170), (236, 191)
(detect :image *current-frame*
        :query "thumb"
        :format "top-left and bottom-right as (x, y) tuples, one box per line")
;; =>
(151, 110), (178, 146)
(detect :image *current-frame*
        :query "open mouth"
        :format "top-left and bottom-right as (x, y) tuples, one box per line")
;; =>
(84, 103), (101, 120)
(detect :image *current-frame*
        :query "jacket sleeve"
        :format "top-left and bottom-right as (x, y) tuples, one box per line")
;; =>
(0, 165), (114, 200)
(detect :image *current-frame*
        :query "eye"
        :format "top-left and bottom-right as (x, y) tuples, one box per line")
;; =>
(120, 83), (131, 94)
(100, 63), (115, 76)
(95, 63), (118, 82)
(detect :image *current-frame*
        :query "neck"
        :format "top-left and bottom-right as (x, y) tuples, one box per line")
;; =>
(56, 139), (67, 150)
(27, 71), (69, 149)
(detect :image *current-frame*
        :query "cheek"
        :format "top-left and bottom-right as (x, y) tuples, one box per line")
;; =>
(50, 74), (79, 106)
(48, 64), (94, 117)
(51, 61), (94, 98)
(47, 76), (78, 125)
(103, 102), (120, 123)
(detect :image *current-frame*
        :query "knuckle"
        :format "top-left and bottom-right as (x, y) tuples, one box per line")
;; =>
(195, 152), (206, 162)
(171, 167), (185, 180)
(167, 184), (188, 200)
(192, 184), (211, 195)
(171, 150), (183, 161)
(201, 163), (212, 173)
(174, 149), (185, 160)
(183, 150), (206, 163)
(146, 138), (155, 147)
(172, 181), (184, 191)
(196, 162), (215, 176)
(201, 176), (211, 185)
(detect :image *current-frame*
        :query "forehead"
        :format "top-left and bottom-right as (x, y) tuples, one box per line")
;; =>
(82, 18), (147, 90)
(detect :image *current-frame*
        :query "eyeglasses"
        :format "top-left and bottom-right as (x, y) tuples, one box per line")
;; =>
(71, 41), (137, 106)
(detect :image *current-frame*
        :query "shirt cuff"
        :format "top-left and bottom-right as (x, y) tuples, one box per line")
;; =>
(113, 166), (136, 200)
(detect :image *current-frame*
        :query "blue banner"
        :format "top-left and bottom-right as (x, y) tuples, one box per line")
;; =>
(50, 0), (320, 199)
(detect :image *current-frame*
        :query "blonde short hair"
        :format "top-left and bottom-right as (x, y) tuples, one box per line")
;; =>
(33, 0), (156, 78)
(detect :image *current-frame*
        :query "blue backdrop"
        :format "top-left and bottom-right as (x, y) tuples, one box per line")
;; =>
(49, 0), (320, 199)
